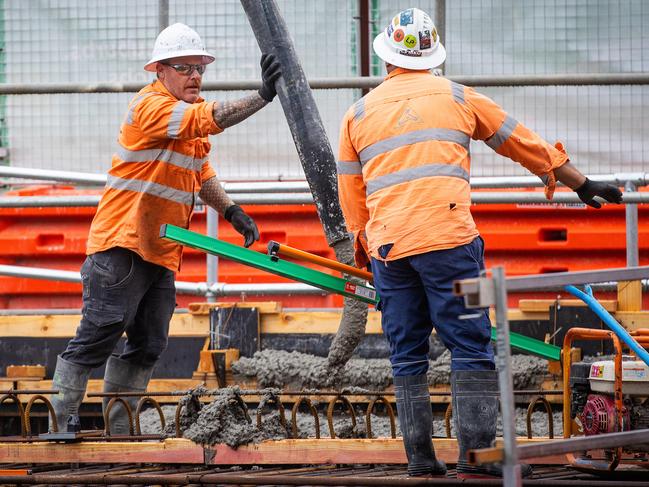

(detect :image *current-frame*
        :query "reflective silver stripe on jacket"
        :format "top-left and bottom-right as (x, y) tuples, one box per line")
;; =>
(451, 81), (465, 104)
(485, 115), (518, 151)
(106, 174), (195, 206)
(167, 101), (191, 139)
(336, 160), (363, 175)
(359, 128), (471, 165)
(125, 92), (159, 125)
(353, 98), (365, 121)
(366, 163), (469, 196)
(115, 145), (206, 172)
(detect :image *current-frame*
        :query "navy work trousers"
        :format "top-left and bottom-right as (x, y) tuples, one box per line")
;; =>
(61, 247), (176, 369)
(372, 237), (495, 377)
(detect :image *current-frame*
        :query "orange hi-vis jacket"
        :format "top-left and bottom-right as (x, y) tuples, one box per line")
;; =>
(86, 79), (222, 271)
(337, 68), (569, 268)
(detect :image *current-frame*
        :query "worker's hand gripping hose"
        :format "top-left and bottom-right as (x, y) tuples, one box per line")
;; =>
(258, 53), (282, 102)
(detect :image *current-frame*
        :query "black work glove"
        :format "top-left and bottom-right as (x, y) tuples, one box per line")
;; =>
(574, 178), (623, 209)
(224, 204), (259, 248)
(258, 53), (282, 102)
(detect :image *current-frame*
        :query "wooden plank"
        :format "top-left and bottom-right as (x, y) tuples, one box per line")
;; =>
(206, 438), (568, 465)
(519, 299), (617, 313)
(0, 438), (204, 464)
(0, 438), (568, 466)
(189, 301), (282, 315)
(617, 280), (643, 312)
(263, 310), (548, 335)
(6, 365), (46, 379)
(615, 311), (649, 330)
(262, 311), (382, 334)
(0, 313), (209, 338)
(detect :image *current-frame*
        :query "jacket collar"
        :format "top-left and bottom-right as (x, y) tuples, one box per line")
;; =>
(385, 67), (431, 80)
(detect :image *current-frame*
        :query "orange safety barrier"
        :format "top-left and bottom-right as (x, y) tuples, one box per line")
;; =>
(0, 185), (647, 309)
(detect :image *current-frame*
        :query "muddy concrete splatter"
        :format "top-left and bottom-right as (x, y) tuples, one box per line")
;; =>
(155, 387), (289, 447)
(233, 349), (547, 390)
(327, 238), (369, 370)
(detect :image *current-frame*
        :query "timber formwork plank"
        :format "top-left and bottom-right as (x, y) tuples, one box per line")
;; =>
(0, 438), (204, 464)
(0, 438), (569, 466)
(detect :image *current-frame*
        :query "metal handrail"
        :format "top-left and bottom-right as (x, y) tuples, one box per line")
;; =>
(1, 166), (647, 189)
(0, 191), (647, 208)
(0, 264), (322, 297)
(0, 73), (647, 95)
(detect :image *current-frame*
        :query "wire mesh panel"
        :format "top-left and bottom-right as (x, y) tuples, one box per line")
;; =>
(1, 0), (648, 178)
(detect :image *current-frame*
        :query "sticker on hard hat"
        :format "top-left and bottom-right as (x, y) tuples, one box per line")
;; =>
(393, 15), (399, 26)
(393, 29), (404, 42)
(400, 9), (414, 25)
(419, 30), (431, 50)
(404, 35), (417, 48)
(398, 49), (422, 57)
(386, 24), (394, 38)
(344, 281), (377, 301)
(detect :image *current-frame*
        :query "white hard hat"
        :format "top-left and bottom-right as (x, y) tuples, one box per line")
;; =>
(373, 8), (446, 70)
(144, 23), (215, 72)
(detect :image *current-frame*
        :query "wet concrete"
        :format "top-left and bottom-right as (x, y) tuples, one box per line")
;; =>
(232, 350), (392, 390)
(140, 403), (562, 440)
(233, 349), (548, 390)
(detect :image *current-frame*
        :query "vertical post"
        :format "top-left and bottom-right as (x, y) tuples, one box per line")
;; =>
(358, 0), (370, 95)
(206, 208), (218, 303)
(158, 0), (169, 32)
(435, 0), (446, 74)
(625, 181), (639, 267)
(492, 266), (521, 487)
(619, 181), (642, 311)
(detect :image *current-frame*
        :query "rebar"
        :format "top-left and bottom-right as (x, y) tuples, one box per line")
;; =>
(291, 396), (320, 439)
(526, 395), (554, 439)
(326, 395), (357, 439)
(365, 396), (396, 439)
(24, 395), (56, 436)
(0, 393), (26, 437)
(134, 397), (165, 436)
(103, 397), (134, 436)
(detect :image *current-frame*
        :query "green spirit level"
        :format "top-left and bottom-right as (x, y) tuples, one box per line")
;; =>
(160, 224), (561, 361)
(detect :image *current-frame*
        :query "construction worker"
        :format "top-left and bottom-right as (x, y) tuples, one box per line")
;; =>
(49, 23), (281, 435)
(337, 8), (623, 479)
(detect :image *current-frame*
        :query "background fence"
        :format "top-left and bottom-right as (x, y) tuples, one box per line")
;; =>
(1, 0), (647, 180)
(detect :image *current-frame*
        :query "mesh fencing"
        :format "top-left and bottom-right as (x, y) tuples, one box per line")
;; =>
(1, 0), (647, 179)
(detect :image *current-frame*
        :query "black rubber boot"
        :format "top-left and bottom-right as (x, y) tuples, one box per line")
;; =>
(50, 355), (92, 433)
(452, 369), (533, 479)
(102, 355), (155, 435)
(394, 375), (447, 477)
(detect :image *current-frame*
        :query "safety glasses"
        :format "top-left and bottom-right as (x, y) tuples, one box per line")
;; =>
(163, 63), (206, 76)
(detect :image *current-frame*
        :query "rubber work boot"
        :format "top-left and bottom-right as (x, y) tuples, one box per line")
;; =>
(102, 355), (155, 435)
(451, 369), (533, 479)
(394, 375), (447, 477)
(50, 355), (92, 433)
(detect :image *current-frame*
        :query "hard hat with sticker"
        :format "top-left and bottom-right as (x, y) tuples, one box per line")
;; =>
(373, 7), (445, 70)
(144, 23), (214, 71)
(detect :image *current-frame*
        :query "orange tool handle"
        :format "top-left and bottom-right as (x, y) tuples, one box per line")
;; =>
(267, 241), (373, 282)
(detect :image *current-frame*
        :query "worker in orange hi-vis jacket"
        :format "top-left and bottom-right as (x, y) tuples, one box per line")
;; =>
(337, 8), (622, 480)
(50, 23), (281, 436)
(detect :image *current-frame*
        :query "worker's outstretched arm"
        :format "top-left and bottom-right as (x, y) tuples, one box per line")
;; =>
(467, 86), (622, 206)
(212, 54), (281, 129)
(199, 176), (259, 248)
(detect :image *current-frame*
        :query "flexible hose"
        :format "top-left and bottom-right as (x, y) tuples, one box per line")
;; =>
(565, 284), (649, 367)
